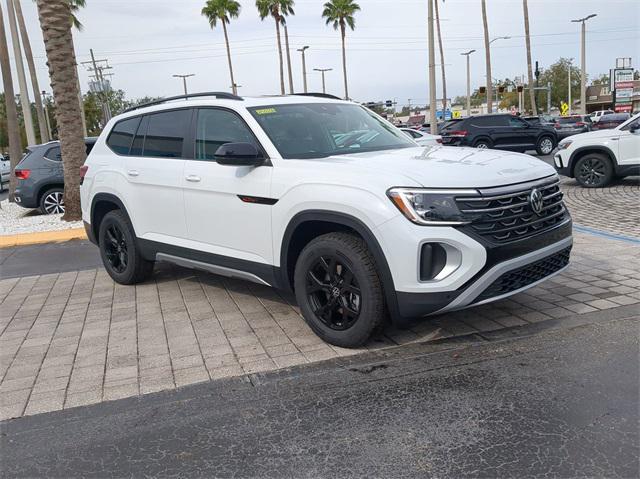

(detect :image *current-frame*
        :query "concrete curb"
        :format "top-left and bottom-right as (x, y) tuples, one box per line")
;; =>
(0, 228), (87, 248)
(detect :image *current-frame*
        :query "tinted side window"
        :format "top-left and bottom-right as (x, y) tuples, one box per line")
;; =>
(143, 109), (191, 158)
(508, 117), (527, 128)
(472, 116), (508, 127)
(195, 109), (258, 160)
(130, 116), (149, 156)
(107, 117), (140, 155)
(44, 146), (61, 161)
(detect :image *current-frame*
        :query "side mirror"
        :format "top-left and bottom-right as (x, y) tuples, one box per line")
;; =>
(214, 143), (264, 166)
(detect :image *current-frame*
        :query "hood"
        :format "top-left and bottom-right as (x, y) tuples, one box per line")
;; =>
(563, 128), (620, 142)
(318, 146), (556, 188)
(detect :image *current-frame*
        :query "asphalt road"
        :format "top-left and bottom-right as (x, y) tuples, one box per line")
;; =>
(1, 314), (637, 478)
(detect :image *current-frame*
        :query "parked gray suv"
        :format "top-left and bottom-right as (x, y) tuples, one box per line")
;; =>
(14, 138), (96, 214)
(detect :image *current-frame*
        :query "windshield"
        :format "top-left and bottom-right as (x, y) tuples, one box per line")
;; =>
(249, 103), (414, 159)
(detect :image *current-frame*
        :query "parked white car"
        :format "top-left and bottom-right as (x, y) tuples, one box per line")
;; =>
(401, 128), (441, 147)
(0, 154), (10, 192)
(589, 109), (614, 123)
(81, 92), (572, 347)
(554, 112), (640, 187)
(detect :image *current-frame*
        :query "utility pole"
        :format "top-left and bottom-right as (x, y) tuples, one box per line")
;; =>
(572, 14), (596, 115)
(313, 68), (331, 94)
(568, 59), (572, 115)
(82, 49), (113, 125)
(427, 0), (437, 134)
(173, 74), (195, 95)
(461, 50), (475, 116)
(5, 0), (35, 145)
(297, 46), (309, 93)
(42, 91), (52, 140)
(547, 81), (551, 113)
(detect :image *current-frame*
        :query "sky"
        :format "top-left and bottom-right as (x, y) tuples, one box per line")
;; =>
(5, 0), (640, 108)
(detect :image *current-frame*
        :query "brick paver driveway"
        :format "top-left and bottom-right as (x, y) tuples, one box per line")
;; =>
(1, 179), (639, 421)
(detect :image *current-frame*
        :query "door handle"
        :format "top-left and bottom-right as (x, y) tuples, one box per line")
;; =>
(185, 175), (201, 182)
(127, 170), (139, 177)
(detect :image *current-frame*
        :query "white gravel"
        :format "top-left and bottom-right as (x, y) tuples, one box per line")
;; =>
(0, 200), (83, 235)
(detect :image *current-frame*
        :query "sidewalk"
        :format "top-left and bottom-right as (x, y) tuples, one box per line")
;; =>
(1, 231), (639, 421)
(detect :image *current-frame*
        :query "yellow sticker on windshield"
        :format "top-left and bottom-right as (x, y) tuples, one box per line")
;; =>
(255, 108), (277, 115)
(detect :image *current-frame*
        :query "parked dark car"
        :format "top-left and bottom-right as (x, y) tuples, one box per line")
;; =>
(592, 113), (631, 130)
(553, 115), (592, 139)
(13, 138), (96, 214)
(523, 114), (555, 127)
(439, 114), (557, 155)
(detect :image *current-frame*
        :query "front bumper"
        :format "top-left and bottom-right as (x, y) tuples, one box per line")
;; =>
(553, 149), (572, 177)
(386, 218), (573, 322)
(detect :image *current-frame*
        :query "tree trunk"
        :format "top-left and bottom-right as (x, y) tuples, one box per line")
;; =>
(283, 23), (294, 94)
(13, 0), (48, 143)
(435, 0), (446, 115)
(222, 21), (237, 95)
(481, 0), (492, 113)
(0, 4), (22, 202)
(274, 17), (285, 95)
(340, 23), (348, 100)
(36, 0), (86, 221)
(523, 0), (537, 115)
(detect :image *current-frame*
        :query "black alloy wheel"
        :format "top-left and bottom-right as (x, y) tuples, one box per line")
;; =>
(575, 154), (613, 188)
(103, 223), (128, 274)
(305, 255), (361, 331)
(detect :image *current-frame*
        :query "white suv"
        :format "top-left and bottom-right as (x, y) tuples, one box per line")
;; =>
(554, 113), (640, 187)
(81, 92), (573, 347)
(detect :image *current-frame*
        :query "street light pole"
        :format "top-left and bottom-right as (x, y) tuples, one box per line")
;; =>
(173, 74), (195, 96)
(461, 50), (475, 116)
(297, 46), (309, 93)
(427, 0), (437, 134)
(571, 14), (596, 115)
(313, 68), (332, 94)
(486, 36), (510, 114)
(568, 59), (572, 115)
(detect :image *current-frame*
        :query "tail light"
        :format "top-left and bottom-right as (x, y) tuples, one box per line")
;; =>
(79, 165), (88, 185)
(447, 130), (468, 137)
(575, 122), (585, 127)
(436, 138), (442, 143)
(14, 169), (30, 180)
(554, 122), (561, 128)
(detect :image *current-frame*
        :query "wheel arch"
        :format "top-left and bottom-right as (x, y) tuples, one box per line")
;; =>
(472, 136), (492, 147)
(37, 183), (64, 207)
(568, 145), (617, 177)
(279, 210), (400, 321)
(90, 193), (134, 245)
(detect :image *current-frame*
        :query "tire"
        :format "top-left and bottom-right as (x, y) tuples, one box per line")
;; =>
(473, 139), (492, 150)
(535, 135), (555, 155)
(39, 187), (65, 215)
(574, 153), (614, 188)
(98, 210), (154, 284)
(293, 232), (385, 348)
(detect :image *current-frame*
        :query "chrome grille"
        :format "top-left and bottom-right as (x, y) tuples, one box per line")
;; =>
(456, 179), (567, 243)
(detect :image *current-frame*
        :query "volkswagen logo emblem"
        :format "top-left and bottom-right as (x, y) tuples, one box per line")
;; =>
(529, 188), (544, 215)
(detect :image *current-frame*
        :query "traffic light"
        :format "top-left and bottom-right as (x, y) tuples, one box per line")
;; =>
(517, 85), (524, 93)
(479, 86), (486, 94)
(385, 100), (393, 107)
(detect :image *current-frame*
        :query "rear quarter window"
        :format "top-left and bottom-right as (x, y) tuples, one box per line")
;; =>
(107, 116), (141, 155)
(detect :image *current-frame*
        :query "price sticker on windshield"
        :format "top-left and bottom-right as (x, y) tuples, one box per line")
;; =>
(255, 108), (277, 115)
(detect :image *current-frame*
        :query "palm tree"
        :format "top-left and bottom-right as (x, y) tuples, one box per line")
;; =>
(434, 0), (446, 115)
(202, 0), (241, 95)
(35, 0), (87, 221)
(523, 0), (537, 115)
(14, 0), (48, 142)
(481, 0), (492, 113)
(69, 0), (86, 30)
(322, 0), (360, 100)
(256, 0), (294, 95)
(0, 4), (23, 202)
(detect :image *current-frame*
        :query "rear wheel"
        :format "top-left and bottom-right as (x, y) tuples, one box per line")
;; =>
(294, 232), (385, 348)
(574, 154), (614, 188)
(536, 135), (555, 155)
(473, 139), (492, 150)
(98, 210), (154, 284)
(39, 188), (64, 215)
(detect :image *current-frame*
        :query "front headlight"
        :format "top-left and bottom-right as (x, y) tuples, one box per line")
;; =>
(387, 188), (474, 226)
(558, 140), (573, 150)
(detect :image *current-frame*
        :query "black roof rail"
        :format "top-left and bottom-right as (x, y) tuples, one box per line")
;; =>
(293, 92), (342, 100)
(123, 91), (243, 113)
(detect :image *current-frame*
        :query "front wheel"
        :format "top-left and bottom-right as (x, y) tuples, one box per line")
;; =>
(293, 232), (385, 348)
(574, 154), (614, 188)
(535, 136), (555, 155)
(98, 210), (154, 284)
